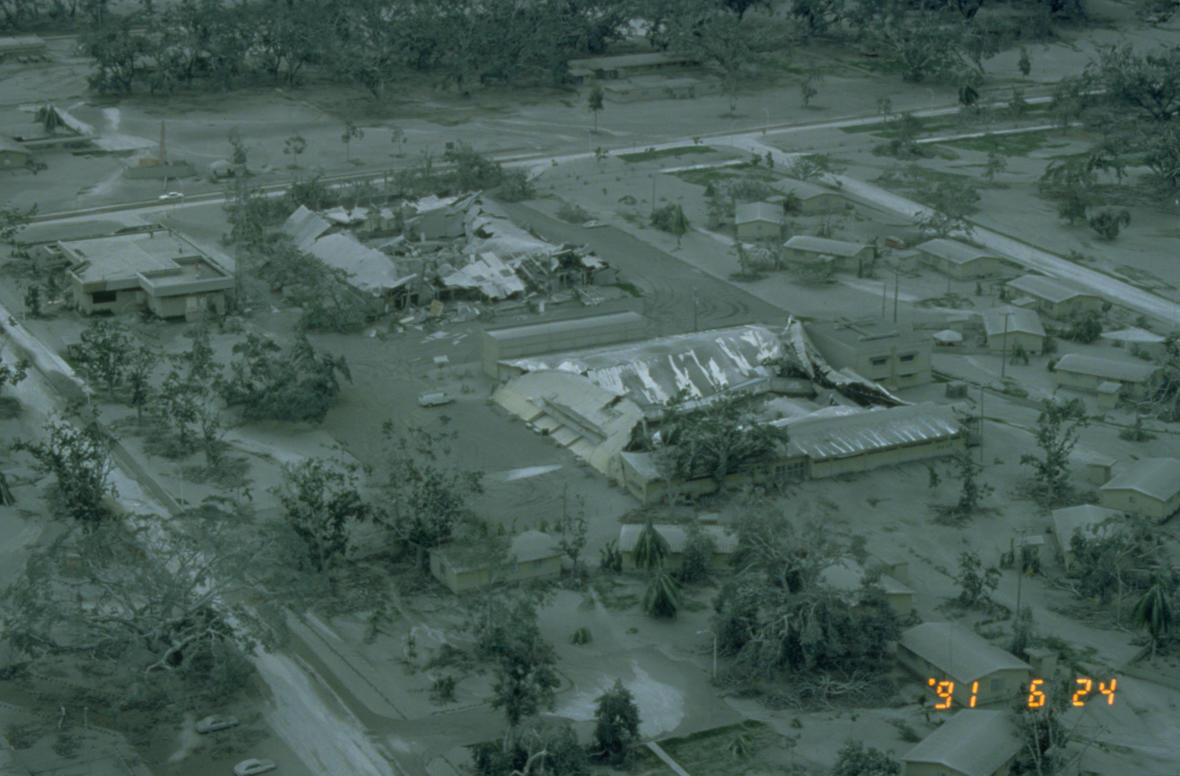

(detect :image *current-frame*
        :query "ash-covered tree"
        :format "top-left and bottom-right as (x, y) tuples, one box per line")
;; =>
(588, 84), (604, 132)
(913, 176), (980, 238)
(378, 421), (483, 570)
(632, 517), (670, 571)
(477, 597), (560, 729)
(1038, 157), (1096, 226)
(953, 550), (1000, 609)
(643, 570), (681, 618)
(1010, 676), (1076, 776)
(935, 452), (994, 524)
(218, 332), (350, 422)
(1068, 515), (1167, 622)
(831, 740), (900, 776)
(676, 520), (717, 584)
(556, 494), (588, 583)
(472, 717), (588, 776)
(74, 318), (132, 397)
(125, 345), (157, 421)
(650, 202), (690, 248)
(1132, 572), (1174, 659)
(273, 458), (371, 573)
(13, 416), (113, 526)
(592, 679), (641, 765)
(0, 351), (29, 395)
(1020, 398), (1087, 509)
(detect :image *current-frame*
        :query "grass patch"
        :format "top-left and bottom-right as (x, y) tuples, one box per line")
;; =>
(939, 129), (1056, 156)
(619, 146), (716, 164)
(591, 575), (640, 612)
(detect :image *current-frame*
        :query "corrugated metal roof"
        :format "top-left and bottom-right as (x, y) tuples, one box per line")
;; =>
(1101, 326), (1166, 345)
(486, 311), (647, 343)
(783, 235), (867, 257)
(777, 403), (960, 461)
(502, 325), (782, 407)
(306, 233), (410, 293)
(281, 205), (333, 251)
(1100, 457), (1180, 502)
(1051, 504), (1120, 549)
(900, 622), (1031, 685)
(1007, 274), (1097, 304)
(441, 252), (526, 299)
(902, 710), (1021, 776)
(1054, 353), (1158, 383)
(735, 201), (783, 225)
(983, 306), (1044, 338)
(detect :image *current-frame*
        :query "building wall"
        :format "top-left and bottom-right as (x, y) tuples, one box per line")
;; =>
(903, 761), (972, 776)
(430, 553), (562, 593)
(796, 194), (844, 215)
(886, 591), (912, 618)
(145, 291), (227, 321)
(1099, 488), (1180, 522)
(849, 345), (932, 388)
(0, 149), (28, 167)
(923, 254), (1007, 280)
(809, 435), (963, 479)
(783, 246), (872, 270)
(736, 220), (782, 242)
(481, 315), (648, 379)
(72, 284), (142, 315)
(1054, 370), (1147, 399)
(898, 649), (1030, 706)
(986, 331), (1044, 355)
(1039, 296), (1103, 318)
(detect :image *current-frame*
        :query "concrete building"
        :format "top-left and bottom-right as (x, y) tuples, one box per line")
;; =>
(429, 530), (562, 594)
(1052, 353), (1159, 399)
(898, 622), (1032, 708)
(1100, 327), (1169, 360)
(782, 235), (873, 272)
(616, 523), (738, 572)
(819, 560), (913, 617)
(901, 709), (1021, 776)
(734, 201), (784, 242)
(916, 238), (1017, 280)
(616, 449), (806, 504)
(1099, 457), (1180, 522)
(567, 51), (698, 81)
(776, 178), (844, 214)
(806, 319), (932, 388)
(983, 307), (1045, 355)
(61, 231), (233, 320)
(481, 312), (649, 379)
(1006, 274), (1104, 318)
(1051, 504), (1121, 570)
(0, 136), (29, 167)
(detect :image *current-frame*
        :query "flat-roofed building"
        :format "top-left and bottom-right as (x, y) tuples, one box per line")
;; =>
(1006, 274), (1103, 318)
(898, 622), (1031, 707)
(481, 311), (649, 379)
(61, 230), (233, 320)
(776, 178), (844, 214)
(429, 530), (563, 593)
(916, 238), (1017, 279)
(1052, 353), (1159, 398)
(1051, 504), (1121, 570)
(806, 319), (932, 388)
(901, 709), (1021, 776)
(734, 201), (784, 242)
(783, 235), (873, 272)
(983, 306), (1045, 355)
(1099, 457), (1180, 522)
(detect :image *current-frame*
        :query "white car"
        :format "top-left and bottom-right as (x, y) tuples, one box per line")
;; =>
(158, 191), (184, 201)
(195, 715), (239, 733)
(233, 759), (276, 776)
(417, 391), (454, 407)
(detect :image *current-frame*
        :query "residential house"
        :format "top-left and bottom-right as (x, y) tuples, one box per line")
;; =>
(616, 523), (738, 572)
(62, 230), (233, 320)
(1098, 457), (1180, 522)
(1052, 353), (1159, 400)
(1069, 447), (1116, 486)
(819, 560), (913, 617)
(1050, 504), (1121, 570)
(806, 319), (932, 388)
(1005, 274), (1103, 318)
(897, 622), (1032, 707)
(1100, 327), (1169, 360)
(567, 51), (698, 81)
(776, 178), (844, 214)
(916, 238), (1017, 280)
(782, 235), (873, 272)
(0, 136), (29, 167)
(901, 709), (1022, 776)
(983, 307), (1045, 355)
(734, 201), (784, 242)
(429, 530), (563, 594)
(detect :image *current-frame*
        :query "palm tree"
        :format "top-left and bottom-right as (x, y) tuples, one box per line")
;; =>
(643, 571), (681, 619)
(1132, 573), (1173, 659)
(632, 518), (669, 571)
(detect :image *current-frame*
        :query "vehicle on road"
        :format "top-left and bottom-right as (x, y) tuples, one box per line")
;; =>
(158, 191), (184, 201)
(195, 715), (240, 733)
(233, 759), (276, 776)
(417, 391), (454, 407)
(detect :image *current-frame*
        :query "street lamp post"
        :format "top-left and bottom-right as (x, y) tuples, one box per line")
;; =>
(697, 629), (717, 680)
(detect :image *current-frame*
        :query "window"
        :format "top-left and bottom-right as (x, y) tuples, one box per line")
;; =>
(870, 356), (889, 367)
(91, 290), (117, 304)
(899, 353), (916, 362)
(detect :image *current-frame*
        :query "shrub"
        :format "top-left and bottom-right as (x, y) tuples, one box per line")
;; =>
(1088, 208), (1131, 240)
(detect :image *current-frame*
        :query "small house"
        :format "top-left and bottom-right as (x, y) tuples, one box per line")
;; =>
(783, 235), (873, 272)
(1098, 457), (1180, 522)
(734, 201), (784, 242)
(429, 530), (563, 594)
(1099, 327), (1168, 360)
(1005, 274), (1103, 318)
(819, 560), (913, 617)
(898, 622), (1032, 707)
(616, 523), (738, 571)
(1052, 353), (1158, 399)
(916, 238), (1017, 280)
(982, 307), (1044, 355)
(776, 178), (844, 214)
(1050, 504), (1121, 570)
(1069, 447), (1115, 486)
(901, 709), (1022, 776)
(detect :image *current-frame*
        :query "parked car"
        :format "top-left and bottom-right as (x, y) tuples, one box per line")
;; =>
(233, 759), (276, 776)
(195, 715), (240, 734)
(417, 391), (454, 407)
(158, 191), (184, 201)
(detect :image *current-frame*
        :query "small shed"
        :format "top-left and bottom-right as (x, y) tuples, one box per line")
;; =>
(898, 622), (1032, 707)
(1050, 504), (1121, 570)
(734, 201), (784, 242)
(916, 238), (1017, 280)
(901, 709), (1021, 776)
(982, 306), (1045, 355)
(616, 523), (738, 571)
(1099, 457), (1180, 522)
(776, 178), (844, 214)
(429, 530), (563, 594)
(783, 235), (873, 272)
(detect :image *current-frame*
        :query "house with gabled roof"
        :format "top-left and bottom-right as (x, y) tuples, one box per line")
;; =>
(898, 622), (1031, 707)
(734, 201), (784, 242)
(1006, 274), (1103, 318)
(1099, 457), (1180, 522)
(1051, 504), (1121, 569)
(1052, 353), (1159, 400)
(776, 178), (844, 214)
(901, 709), (1022, 776)
(982, 306), (1044, 355)
(429, 530), (563, 593)
(916, 238), (1017, 279)
(783, 235), (873, 272)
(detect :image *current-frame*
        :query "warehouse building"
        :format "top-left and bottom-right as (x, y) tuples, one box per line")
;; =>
(897, 622), (1032, 708)
(776, 178), (844, 214)
(1098, 457), (1180, 522)
(806, 319), (932, 388)
(62, 230), (233, 320)
(429, 530), (563, 593)
(983, 307), (1045, 355)
(1052, 353), (1158, 400)
(1051, 504), (1121, 570)
(916, 238), (1017, 280)
(1006, 274), (1103, 318)
(734, 201), (784, 242)
(901, 709), (1021, 776)
(481, 311), (649, 379)
(782, 235), (873, 272)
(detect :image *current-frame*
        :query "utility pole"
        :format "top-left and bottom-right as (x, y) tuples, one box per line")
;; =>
(650, 174), (656, 217)
(892, 265), (900, 323)
(979, 384), (985, 464)
(691, 290), (700, 332)
(881, 279), (887, 318)
(1000, 311), (1011, 380)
